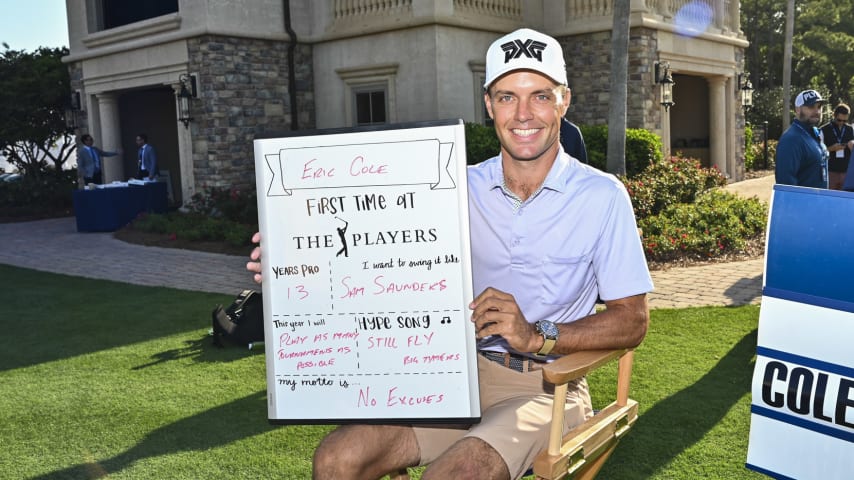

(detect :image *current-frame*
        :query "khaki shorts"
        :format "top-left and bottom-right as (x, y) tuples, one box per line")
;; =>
(413, 354), (592, 479)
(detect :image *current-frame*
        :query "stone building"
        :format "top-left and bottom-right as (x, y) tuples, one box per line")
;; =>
(64, 0), (749, 205)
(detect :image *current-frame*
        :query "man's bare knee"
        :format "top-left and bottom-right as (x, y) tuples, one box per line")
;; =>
(313, 426), (365, 477)
(313, 425), (420, 480)
(422, 436), (509, 480)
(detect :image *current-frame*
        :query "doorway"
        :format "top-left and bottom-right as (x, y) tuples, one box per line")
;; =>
(118, 87), (183, 205)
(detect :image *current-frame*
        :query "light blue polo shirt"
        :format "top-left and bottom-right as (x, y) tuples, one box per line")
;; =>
(468, 150), (654, 355)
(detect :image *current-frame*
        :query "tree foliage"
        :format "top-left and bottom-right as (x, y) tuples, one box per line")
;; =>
(793, 0), (854, 106)
(742, 0), (854, 135)
(0, 44), (76, 177)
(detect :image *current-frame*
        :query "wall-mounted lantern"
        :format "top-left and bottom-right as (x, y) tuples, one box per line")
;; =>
(65, 90), (81, 129)
(176, 73), (197, 128)
(738, 73), (754, 110)
(654, 61), (675, 111)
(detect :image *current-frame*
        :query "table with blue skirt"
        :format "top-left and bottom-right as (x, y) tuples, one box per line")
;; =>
(72, 181), (168, 232)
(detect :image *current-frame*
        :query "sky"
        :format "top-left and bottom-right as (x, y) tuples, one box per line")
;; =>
(3, 0), (69, 52)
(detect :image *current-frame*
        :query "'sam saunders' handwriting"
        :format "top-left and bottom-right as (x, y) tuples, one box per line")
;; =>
(339, 275), (447, 298)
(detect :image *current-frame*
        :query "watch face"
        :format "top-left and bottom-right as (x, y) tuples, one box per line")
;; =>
(537, 321), (559, 338)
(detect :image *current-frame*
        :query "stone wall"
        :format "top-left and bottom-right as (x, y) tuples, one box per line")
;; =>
(560, 27), (660, 135)
(186, 35), (314, 191)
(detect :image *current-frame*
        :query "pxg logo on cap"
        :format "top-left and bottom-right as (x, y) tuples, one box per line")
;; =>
(484, 28), (567, 89)
(501, 39), (547, 63)
(795, 89), (824, 108)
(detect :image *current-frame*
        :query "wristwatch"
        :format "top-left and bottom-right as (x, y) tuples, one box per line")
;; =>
(534, 320), (559, 357)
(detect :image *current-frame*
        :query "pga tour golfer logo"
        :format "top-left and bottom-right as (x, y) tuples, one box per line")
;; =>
(501, 39), (547, 63)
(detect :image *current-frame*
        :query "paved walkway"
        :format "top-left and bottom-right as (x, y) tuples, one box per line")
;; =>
(0, 217), (258, 296)
(0, 174), (775, 309)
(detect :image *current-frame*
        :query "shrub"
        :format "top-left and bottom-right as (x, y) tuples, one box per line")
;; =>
(127, 184), (259, 249)
(131, 211), (256, 248)
(744, 124), (756, 170)
(186, 185), (257, 225)
(580, 125), (662, 177)
(464, 122), (500, 165)
(637, 189), (767, 262)
(625, 128), (664, 176)
(622, 155), (727, 219)
(580, 124), (607, 170)
(0, 169), (77, 220)
(749, 139), (777, 170)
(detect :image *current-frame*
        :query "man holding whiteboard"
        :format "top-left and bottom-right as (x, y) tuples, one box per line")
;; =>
(248, 28), (652, 480)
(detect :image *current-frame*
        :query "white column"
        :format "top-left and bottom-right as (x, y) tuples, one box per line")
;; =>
(96, 93), (123, 183)
(708, 77), (728, 177)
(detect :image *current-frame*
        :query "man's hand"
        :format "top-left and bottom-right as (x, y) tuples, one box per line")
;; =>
(246, 231), (263, 284)
(469, 287), (541, 353)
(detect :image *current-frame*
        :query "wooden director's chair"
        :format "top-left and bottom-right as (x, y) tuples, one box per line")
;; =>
(532, 348), (637, 479)
(393, 348), (638, 479)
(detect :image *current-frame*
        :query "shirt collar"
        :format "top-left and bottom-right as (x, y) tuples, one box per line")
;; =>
(487, 148), (574, 195)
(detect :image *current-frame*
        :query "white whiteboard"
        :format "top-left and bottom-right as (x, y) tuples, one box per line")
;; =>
(253, 120), (480, 424)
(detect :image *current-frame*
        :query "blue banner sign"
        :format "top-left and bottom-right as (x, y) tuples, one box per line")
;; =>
(747, 185), (854, 479)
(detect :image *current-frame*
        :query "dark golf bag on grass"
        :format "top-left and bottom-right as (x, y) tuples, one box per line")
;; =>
(211, 289), (264, 349)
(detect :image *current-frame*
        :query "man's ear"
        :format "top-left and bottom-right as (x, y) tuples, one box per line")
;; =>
(484, 91), (494, 119)
(559, 87), (571, 116)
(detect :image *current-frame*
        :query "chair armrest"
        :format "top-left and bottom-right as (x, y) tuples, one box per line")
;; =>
(537, 348), (636, 476)
(541, 349), (629, 386)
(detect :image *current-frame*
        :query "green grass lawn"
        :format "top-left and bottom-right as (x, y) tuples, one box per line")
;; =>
(1, 264), (765, 479)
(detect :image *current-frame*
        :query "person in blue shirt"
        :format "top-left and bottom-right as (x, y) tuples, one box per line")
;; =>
(775, 90), (829, 188)
(560, 116), (588, 163)
(135, 133), (158, 181)
(77, 134), (117, 185)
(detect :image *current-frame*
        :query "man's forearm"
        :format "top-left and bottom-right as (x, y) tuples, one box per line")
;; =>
(550, 294), (649, 354)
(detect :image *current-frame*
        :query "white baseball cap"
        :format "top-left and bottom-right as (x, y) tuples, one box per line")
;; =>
(483, 28), (567, 89)
(794, 89), (825, 108)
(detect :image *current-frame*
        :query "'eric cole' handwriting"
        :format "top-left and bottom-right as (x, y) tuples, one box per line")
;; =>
(301, 155), (389, 180)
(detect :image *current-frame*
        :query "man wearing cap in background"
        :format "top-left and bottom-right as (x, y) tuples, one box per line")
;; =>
(776, 89), (830, 188)
(248, 28), (652, 480)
